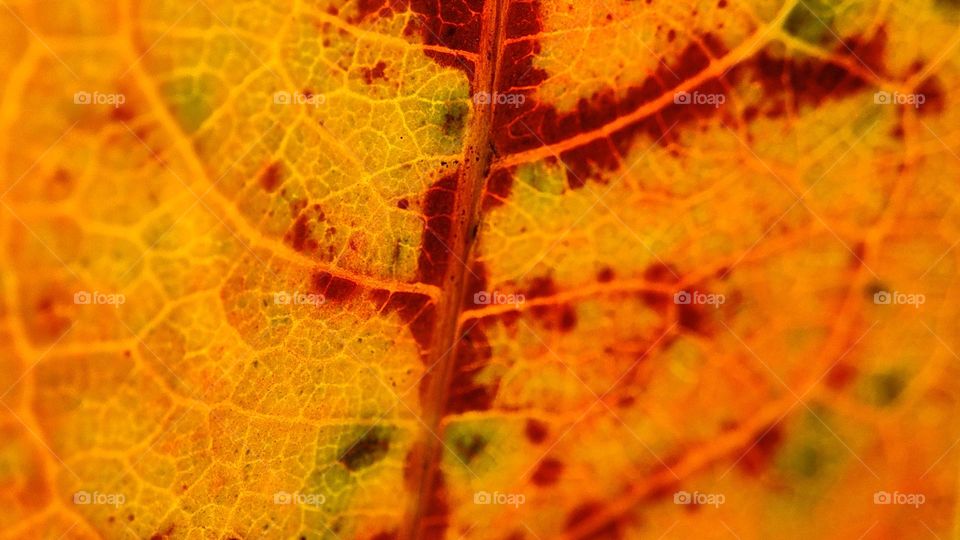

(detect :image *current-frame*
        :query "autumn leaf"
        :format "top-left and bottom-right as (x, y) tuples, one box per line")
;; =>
(1, 0), (960, 539)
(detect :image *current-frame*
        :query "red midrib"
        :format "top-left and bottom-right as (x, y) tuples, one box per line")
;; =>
(400, 0), (509, 538)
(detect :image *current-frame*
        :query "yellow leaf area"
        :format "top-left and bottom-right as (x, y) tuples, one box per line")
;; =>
(0, 0), (959, 540)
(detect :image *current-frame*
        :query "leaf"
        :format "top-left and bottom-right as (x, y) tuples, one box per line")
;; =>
(1, 0), (959, 539)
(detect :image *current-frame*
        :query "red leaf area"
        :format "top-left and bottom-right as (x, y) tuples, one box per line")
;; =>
(281, 1), (946, 538)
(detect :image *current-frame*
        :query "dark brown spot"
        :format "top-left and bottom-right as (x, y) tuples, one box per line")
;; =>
(643, 262), (680, 284)
(849, 241), (866, 268)
(338, 426), (392, 471)
(825, 362), (858, 390)
(531, 458), (564, 486)
(33, 292), (71, 342)
(310, 271), (359, 302)
(559, 306), (577, 331)
(617, 394), (636, 408)
(51, 168), (72, 186)
(286, 214), (311, 252)
(738, 424), (784, 476)
(677, 301), (707, 334)
(525, 275), (557, 299)
(639, 262), (678, 310)
(361, 61), (388, 84)
(916, 76), (945, 116)
(525, 419), (548, 443)
(258, 161), (284, 192)
(452, 432), (487, 462)
(110, 103), (135, 123)
(441, 102), (469, 137)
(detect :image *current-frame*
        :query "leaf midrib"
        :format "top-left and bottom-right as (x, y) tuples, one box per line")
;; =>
(401, 0), (510, 538)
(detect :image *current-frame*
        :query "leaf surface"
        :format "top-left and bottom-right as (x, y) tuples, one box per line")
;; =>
(1, 1), (960, 539)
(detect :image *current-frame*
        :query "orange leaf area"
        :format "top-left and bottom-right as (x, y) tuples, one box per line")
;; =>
(1, 1), (959, 539)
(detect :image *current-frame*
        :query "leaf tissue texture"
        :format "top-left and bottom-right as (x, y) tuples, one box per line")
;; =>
(1, 0), (960, 539)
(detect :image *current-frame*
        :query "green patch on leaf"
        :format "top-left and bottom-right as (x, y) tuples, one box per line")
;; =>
(861, 370), (908, 407)
(519, 161), (566, 195)
(337, 425), (394, 471)
(444, 420), (502, 472)
(783, 0), (837, 45)
(774, 408), (845, 484)
(163, 75), (219, 133)
(439, 100), (469, 139)
(450, 430), (488, 464)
